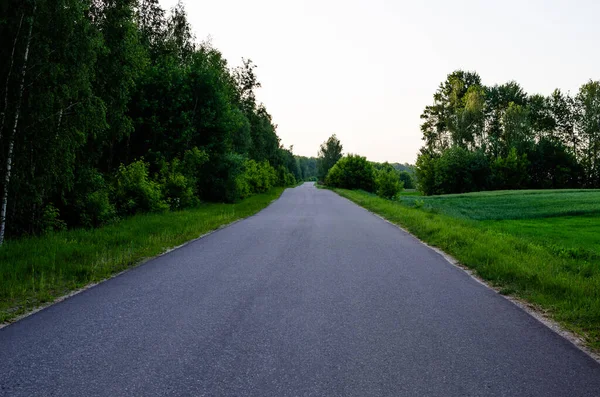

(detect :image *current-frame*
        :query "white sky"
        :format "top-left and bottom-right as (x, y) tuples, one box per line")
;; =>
(160, 0), (600, 163)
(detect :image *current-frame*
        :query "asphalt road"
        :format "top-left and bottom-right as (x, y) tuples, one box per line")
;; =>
(1, 182), (599, 396)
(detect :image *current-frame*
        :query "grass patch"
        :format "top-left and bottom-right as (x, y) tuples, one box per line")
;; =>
(397, 189), (600, 220)
(333, 188), (600, 351)
(0, 188), (285, 323)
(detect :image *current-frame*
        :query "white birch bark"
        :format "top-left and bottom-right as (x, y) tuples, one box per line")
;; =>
(0, 14), (24, 142)
(0, 2), (36, 246)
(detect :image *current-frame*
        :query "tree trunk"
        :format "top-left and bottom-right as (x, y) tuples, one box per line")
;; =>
(0, 1), (36, 246)
(0, 13), (25, 142)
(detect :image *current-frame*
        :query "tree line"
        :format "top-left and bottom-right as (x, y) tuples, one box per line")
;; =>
(0, 0), (303, 244)
(317, 134), (415, 198)
(416, 70), (600, 195)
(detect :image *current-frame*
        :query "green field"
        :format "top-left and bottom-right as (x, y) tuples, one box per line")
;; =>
(0, 188), (284, 323)
(398, 189), (600, 220)
(398, 189), (600, 260)
(334, 188), (600, 351)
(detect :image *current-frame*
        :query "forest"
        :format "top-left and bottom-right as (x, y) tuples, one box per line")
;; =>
(416, 71), (600, 195)
(0, 0), (307, 245)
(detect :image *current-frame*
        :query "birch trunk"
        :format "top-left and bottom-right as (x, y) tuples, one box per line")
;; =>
(0, 2), (36, 246)
(0, 14), (24, 141)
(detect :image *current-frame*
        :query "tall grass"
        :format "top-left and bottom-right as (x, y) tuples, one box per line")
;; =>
(0, 188), (284, 322)
(335, 188), (600, 351)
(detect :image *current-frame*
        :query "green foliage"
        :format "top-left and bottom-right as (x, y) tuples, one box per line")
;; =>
(296, 156), (318, 180)
(416, 70), (600, 195)
(398, 171), (415, 189)
(526, 138), (581, 188)
(0, 0), (300, 242)
(180, 147), (209, 197)
(376, 168), (404, 199)
(417, 147), (490, 195)
(240, 160), (278, 196)
(317, 134), (343, 181)
(491, 148), (528, 190)
(40, 205), (67, 234)
(326, 154), (375, 191)
(73, 168), (116, 228)
(159, 160), (198, 210)
(277, 165), (297, 187)
(113, 160), (168, 215)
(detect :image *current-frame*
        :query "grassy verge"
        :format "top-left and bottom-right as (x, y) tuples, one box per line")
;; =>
(333, 188), (600, 351)
(0, 188), (285, 323)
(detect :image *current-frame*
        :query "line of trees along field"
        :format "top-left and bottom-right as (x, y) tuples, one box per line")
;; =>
(0, 0), (304, 244)
(317, 134), (416, 199)
(417, 71), (600, 195)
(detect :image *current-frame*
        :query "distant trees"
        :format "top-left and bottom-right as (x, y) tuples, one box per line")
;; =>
(375, 167), (403, 199)
(295, 156), (318, 181)
(417, 70), (600, 195)
(0, 0), (298, 244)
(317, 134), (343, 181)
(324, 154), (405, 199)
(326, 155), (375, 191)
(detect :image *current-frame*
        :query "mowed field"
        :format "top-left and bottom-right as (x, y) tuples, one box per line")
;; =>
(398, 190), (600, 259)
(334, 188), (600, 351)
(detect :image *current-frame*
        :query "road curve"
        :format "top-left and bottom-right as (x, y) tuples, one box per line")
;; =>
(1, 182), (599, 396)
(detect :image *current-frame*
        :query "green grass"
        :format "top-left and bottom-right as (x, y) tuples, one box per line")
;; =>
(0, 188), (285, 323)
(397, 189), (600, 220)
(334, 188), (600, 351)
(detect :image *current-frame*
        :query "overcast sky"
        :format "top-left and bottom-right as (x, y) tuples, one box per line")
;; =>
(160, 0), (599, 163)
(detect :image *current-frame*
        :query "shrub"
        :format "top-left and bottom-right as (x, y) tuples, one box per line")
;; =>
(40, 204), (67, 234)
(491, 147), (528, 190)
(113, 160), (168, 215)
(277, 165), (297, 187)
(417, 147), (489, 195)
(376, 168), (404, 199)
(415, 150), (438, 195)
(79, 190), (116, 227)
(244, 160), (278, 193)
(74, 168), (116, 228)
(180, 147), (209, 196)
(398, 171), (415, 189)
(325, 154), (375, 191)
(159, 159), (199, 210)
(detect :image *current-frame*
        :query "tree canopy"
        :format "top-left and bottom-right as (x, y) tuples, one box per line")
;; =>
(417, 70), (597, 195)
(0, 0), (299, 244)
(317, 134), (343, 181)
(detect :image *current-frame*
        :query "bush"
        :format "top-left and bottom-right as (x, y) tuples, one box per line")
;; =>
(376, 168), (404, 199)
(159, 159), (199, 210)
(491, 148), (528, 190)
(526, 138), (581, 189)
(79, 190), (116, 227)
(277, 165), (297, 187)
(325, 154), (375, 191)
(180, 147), (209, 196)
(40, 204), (67, 234)
(113, 160), (168, 215)
(244, 160), (278, 194)
(415, 150), (438, 195)
(416, 147), (490, 195)
(205, 153), (247, 203)
(398, 171), (415, 189)
(207, 154), (280, 202)
(74, 168), (116, 228)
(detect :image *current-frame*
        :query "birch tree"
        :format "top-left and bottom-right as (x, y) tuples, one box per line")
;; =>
(0, 1), (35, 246)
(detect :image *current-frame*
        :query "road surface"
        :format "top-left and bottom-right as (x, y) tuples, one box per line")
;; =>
(1, 182), (599, 396)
